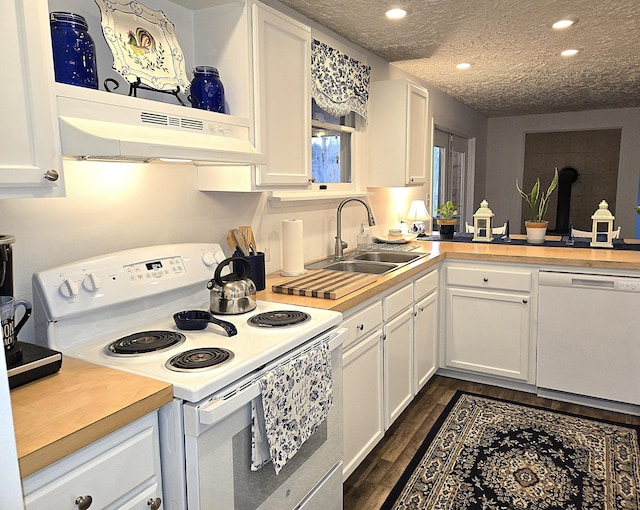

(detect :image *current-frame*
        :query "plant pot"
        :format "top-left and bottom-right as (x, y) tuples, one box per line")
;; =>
(437, 219), (457, 239)
(525, 220), (548, 244)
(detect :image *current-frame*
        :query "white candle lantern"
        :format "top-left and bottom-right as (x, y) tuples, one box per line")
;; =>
(472, 199), (494, 242)
(590, 200), (615, 248)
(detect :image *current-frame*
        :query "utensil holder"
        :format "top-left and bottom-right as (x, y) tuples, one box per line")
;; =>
(233, 251), (266, 291)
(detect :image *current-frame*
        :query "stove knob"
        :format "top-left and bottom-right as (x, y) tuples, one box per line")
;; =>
(82, 273), (101, 292)
(59, 278), (80, 298)
(202, 250), (216, 267)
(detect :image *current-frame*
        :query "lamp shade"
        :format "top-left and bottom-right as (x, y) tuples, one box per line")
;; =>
(406, 200), (431, 221)
(406, 200), (432, 234)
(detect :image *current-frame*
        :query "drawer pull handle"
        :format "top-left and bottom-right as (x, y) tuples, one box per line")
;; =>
(148, 497), (162, 509)
(357, 324), (364, 331)
(75, 495), (93, 510)
(483, 277), (489, 282)
(522, 299), (528, 304)
(44, 169), (59, 182)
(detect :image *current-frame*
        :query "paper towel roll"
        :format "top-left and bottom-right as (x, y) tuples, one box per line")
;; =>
(281, 219), (305, 276)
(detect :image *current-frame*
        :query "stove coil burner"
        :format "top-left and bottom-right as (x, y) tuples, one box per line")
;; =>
(166, 348), (234, 372)
(248, 310), (311, 328)
(106, 331), (186, 356)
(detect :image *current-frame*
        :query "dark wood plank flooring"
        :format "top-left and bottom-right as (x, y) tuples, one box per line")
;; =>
(343, 375), (640, 509)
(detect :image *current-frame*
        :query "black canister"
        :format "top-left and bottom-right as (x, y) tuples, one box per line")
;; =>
(50, 11), (98, 89)
(190, 66), (226, 113)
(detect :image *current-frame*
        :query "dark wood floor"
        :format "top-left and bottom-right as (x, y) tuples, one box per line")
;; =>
(343, 375), (640, 509)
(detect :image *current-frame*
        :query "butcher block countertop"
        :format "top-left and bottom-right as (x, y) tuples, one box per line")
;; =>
(260, 239), (640, 312)
(11, 357), (172, 478)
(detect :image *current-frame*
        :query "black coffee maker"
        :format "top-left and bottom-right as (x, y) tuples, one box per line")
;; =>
(0, 235), (21, 365)
(0, 235), (14, 297)
(1, 235), (62, 387)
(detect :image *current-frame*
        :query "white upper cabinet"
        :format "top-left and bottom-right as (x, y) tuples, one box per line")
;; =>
(368, 79), (431, 187)
(252, 1), (311, 187)
(1, 1), (65, 198)
(5, 0), (313, 195)
(200, 1), (312, 191)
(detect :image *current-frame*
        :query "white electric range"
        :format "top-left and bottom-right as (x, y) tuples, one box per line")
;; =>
(32, 243), (345, 510)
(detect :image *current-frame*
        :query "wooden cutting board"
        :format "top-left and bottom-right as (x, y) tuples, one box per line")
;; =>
(272, 270), (378, 300)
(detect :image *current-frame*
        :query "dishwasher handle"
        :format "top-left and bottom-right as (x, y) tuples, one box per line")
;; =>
(539, 271), (624, 290)
(570, 277), (615, 289)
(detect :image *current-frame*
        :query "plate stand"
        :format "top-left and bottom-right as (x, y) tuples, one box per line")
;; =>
(104, 78), (186, 106)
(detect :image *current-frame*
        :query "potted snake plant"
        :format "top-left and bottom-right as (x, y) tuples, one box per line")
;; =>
(436, 200), (459, 239)
(516, 167), (559, 244)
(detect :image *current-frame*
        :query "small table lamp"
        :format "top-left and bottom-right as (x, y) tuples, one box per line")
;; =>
(406, 200), (432, 234)
(590, 200), (615, 248)
(472, 199), (494, 242)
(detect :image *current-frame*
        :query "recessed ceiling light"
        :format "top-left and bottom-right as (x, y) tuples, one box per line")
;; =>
(552, 19), (576, 29)
(561, 49), (579, 57)
(456, 63), (471, 70)
(385, 7), (407, 19)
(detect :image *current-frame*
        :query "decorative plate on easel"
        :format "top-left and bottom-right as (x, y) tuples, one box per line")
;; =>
(94, 0), (189, 92)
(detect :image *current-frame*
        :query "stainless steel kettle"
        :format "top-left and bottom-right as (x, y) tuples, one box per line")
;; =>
(207, 257), (257, 314)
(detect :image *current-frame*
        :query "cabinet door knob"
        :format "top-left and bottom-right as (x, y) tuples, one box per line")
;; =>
(75, 495), (93, 510)
(148, 497), (162, 509)
(483, 277), (489, 282)
(522, 299), (528, 304)
(44, 169), (59, 182)
(357, 324), (364, 331)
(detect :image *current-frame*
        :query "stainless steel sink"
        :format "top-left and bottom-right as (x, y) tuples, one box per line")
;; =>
(352, 251), (423, 263)
(305, 249), (430, 275)
(322, 261), (398, 275)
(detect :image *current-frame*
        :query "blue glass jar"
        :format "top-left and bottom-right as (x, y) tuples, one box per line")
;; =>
(190, 66), (226, 113)
(50, 12), (98, 89)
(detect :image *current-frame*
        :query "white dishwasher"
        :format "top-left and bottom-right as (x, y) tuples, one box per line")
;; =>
(537, 270), (640, 406)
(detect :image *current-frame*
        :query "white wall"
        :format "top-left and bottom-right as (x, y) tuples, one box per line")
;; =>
(487, 108), (640, 234)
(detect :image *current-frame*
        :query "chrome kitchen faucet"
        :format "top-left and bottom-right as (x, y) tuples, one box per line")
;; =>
(335, 197), (376, 259)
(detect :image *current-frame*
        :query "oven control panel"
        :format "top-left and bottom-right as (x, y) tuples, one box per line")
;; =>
(33, 243), (227, 320)
(124, 256), (186, 283)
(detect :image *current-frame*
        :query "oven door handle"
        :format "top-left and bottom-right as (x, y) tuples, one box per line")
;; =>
(198, 381), (262, 427)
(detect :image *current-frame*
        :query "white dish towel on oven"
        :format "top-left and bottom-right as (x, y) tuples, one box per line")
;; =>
(251, 340), (333, 475)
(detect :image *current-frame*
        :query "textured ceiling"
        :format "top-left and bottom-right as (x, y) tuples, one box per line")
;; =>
(277, 0), (640, 117)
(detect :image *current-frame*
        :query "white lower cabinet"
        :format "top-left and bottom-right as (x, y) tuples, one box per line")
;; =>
(444, 263), (533, 382)
(342, 330), (384, 480)
(383, 283), (414, 429)
(413, 270), (438, 393)
(383, 307), (414, 428)
(22, 413), (163, 510)
(342, 269), (442, 479)
(342, 301), (383, 480)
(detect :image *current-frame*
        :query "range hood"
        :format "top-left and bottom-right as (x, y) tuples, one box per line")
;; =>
(56, 91), (265, 165)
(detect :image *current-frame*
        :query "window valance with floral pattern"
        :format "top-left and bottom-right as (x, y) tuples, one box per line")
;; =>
(311, 39), (371, 120)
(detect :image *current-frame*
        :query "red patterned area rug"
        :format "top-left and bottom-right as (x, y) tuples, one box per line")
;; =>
(381, 391), (640, 510)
